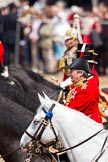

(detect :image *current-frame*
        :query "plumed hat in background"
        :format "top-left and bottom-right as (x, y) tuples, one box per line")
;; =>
(76, 43), (98, 64)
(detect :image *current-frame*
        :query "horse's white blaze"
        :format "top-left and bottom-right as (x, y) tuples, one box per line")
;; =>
(20, 94), (108, 162)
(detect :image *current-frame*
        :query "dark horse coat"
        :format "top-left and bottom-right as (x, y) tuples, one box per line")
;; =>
(0, 92), (34, 162)
(8, 66), (59, 100)
(0, 66), (59, 162)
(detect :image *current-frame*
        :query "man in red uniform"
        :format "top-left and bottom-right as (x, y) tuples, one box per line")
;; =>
(60, 44), (99, 90)
(64, 57), (102, 123)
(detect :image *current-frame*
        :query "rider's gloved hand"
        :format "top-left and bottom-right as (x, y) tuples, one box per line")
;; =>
(60, 77), (72, 89)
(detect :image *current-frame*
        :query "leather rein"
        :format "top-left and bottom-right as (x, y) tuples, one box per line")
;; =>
(0, 147), (21, 159)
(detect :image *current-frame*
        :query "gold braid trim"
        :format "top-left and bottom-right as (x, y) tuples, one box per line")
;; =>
(58, 56), (66, 70)
(65, 80), (88, 105)
(57, 90), (63, 102)
(65, 89), (74, 106)
(58, 46), (77, 70)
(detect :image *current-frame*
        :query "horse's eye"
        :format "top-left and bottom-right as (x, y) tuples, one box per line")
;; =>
(33, 120), (39, 124)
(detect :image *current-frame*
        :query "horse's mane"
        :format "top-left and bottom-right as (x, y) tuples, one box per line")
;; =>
(26, 70), (59, 89)
(8, 66), (59, 100)
(8, 65), (58, 88)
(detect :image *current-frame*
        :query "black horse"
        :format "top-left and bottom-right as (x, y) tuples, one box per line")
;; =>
(0, 66), (60, 162)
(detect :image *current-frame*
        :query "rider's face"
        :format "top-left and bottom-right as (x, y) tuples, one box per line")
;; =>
(65, 38), (79, 49)
(70, 70), (84, 83)
(73, 39), (79, 47)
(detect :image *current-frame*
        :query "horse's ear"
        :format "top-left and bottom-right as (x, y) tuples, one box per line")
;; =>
(38, 93), (45, 105)
(42, 91), (50, 100)
(38, 93), (53, 109)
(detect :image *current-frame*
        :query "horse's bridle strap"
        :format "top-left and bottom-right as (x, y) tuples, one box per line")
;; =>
(50, 119), (58, 142)
(25, 131), (36, 140)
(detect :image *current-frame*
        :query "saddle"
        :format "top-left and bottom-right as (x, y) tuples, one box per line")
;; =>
(99, 88), (108, 123)
(103, 122), (108, 130)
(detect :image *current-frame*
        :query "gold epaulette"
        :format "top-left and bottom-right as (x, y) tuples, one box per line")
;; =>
(65, 89), (74, 106)
(58, 56), (66, 70)
(71, 46), (77, 53)
(75, 79), (88, 88)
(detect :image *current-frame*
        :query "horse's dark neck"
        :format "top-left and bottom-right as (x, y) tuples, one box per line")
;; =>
(0, 92), (34, 161)
(0, 111), (29, 136)
(0, 80), (39, 112)
(0, 111), (27, 162)
(0, 92), (34, 123)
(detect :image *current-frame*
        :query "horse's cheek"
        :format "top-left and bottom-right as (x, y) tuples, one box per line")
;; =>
(41, 128), (56, 143)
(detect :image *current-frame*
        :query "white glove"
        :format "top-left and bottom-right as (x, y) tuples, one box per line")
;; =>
(60, 77), (72, 89)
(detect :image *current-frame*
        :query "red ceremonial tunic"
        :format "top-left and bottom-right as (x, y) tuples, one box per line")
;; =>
(91, 66), (99, 87)
(65, 79), (102, 123)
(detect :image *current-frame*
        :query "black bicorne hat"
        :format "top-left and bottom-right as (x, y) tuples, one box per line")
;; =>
(76, 44), (98, 64)
(66, 58), (94, 75)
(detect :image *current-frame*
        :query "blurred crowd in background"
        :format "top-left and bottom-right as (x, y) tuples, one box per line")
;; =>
(0, 0), (108, 74)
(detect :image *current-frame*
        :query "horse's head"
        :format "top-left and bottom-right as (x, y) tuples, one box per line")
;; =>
(20, 93), (59, 151)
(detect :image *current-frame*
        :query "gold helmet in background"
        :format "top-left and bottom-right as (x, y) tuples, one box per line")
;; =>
(64, 27), (78, 41)
(64, 14), (83, 43)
